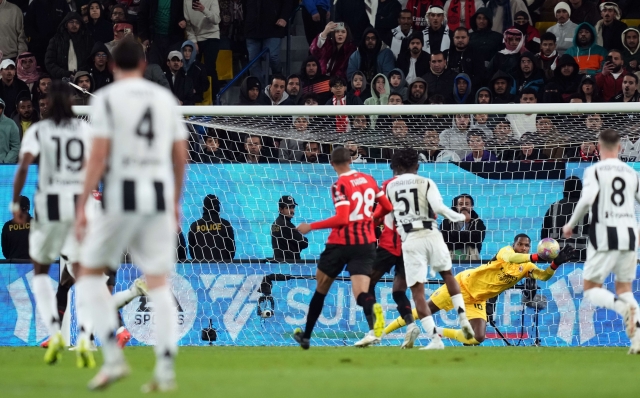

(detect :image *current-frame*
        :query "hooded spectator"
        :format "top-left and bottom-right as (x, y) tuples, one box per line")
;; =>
(475, 86), (493, 104)
(549, 53), (581, 100)
(86, 1), (113, 44)
(85, 42), (112, 91)
(577, 74), (601, 102)
(511, 10), (541, 53)
(537, 32), (559, 80)
(440, 113), (472, 158)
(181, 40), (210, 104)
(622, 27), (640, 73)
(11, 96), (39, 138)
(387, 9), (414, 58)
(375, 0), (402, 47)
(24, 0), (71, 66)
(453, 72), (473, 104)
(489, 28), (526, 77)
(567, 0), (599, 26)
(164, 51), (196, 105)
(515, 51), (545, 95)
(0, 60), (31, 118)
(469, 7), (504, 65)
(396, 32), (431, 84)
(349, 70), (370, 100)
(595, 49), (628, 101)
(421, 51), (457, 103)
(300, 56), (332, 104)
(0, 98), (20, 164)
(595, 2), (627, 51)
(447, 27), (486, 88)
(310, 22), (357, 79)
(237, 76), (264, 105)
(45, 12), (95, 79)
(566, 22), (607, 75)
(388, 68), (408, 101)
(364, 73), (390, 128)
(422, 5), (451, 55)
(405, 77), (429, 104)
(262, 74), (295, 105)
(489, 70), (516, 103)
(286, 74), (302, 104)
(71, 71), (94, 106)
(0, 0), (28, 60)
(188, 194), (236, 261)
(546, 2), (577, 56)
(347, 27), (395, 83)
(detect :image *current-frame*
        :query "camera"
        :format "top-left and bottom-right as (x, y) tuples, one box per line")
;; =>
(257, 295), (275, 319)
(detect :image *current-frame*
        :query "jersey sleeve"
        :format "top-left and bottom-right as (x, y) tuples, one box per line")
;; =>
(19, 124), (40, 158)
(528, 264), (555, 281)
(498, 246), (531, 264)
(88, 92), (113, 139)
(331, 180), (350, 208)
(426, 181), (466, 222)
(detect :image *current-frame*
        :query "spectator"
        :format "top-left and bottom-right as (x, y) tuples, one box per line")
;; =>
(397, 32), (430, 84)
(86, 1), (113, 44)
(71, 71), (94, 106)
(622, 27), (640, 73)
(447, 27), (486, 88)
(344, 141), (367, 163)
(334, 0), (372, 42)
(191, 129), (232, 163)
(421, 51), (457, 103)
(595, 49), (628, 101)
(138, 0), (186, 67)
(453, 72), (473, 104)
(279, 116), (308, 161)
(489, 70), (516, 103)
(407, 0), (444, 32)
(514, 132), (549, 161)
(243, 0), (292, 83)
(568, 0), (599, 26)
(300, 56), (332, 104)
(420, 129), (459, 162)
(595, 2), (626, 51)
(181, 40), (210, 103)
(1, 195), (30, 260)
(475, 86), (492, 104)
(610, 73), (639, 102)
(541, 176), (588, 261)
(471, 113), (493, 136)
(165, 51), (196, 105)
(515, 52), (545, 95)
(271, 195), (308, 261)
(11, 97), (38, 138)
(491, 118), (518, 160)
(325, 75), (362, 132)
(240, 134), (273, 163)
(85, 43), (112, 91)
(512, 10), (541, 54)
(0, 98), (19, 164)
(106, 22), (135, 53)
(489, 28), (526, 78)
(16, 52), (40, 92)
(110, 4), (129, 24)
(549, 53), (581, 100)
(286, 74), (302, 104)
(37, 93), (49, 119)
(464, 129), (497, 161)
(546, 2), (577, 56)
(24, 0), (71, 67)
(45, 12), (94, 80)
(506, 88), (538, 139)
(237, 76), (264, 105)
(300, 141), (329, 163)
(440, 193), (486, 260)
(0, 60), (30, 118)
(565, 138), (599, 161)
(301, 0), (331, 45)
(188, 194), (236, 262)
(469, 7), (504, 66)
(0, 0), (28, 61)
(422, 6), (450, 55)
(405, 77), (429, 104)
(388, 69), (408, 100)
(537, 32), (559, 80)
(347, 27), (395, 83)
(262, 74), (294, 105)
(310, 22), (357, 79)
(566, 22), (607, 75)
(440, 113), (472, 158)
(31, 74), (52, 100)
(349, 71), (370, 100)
(443, 0), (477, 31)
(365, 74), (390, 128)
(375, 0), (402, 48)
(184, 0), (221, 100)
(490, 1), (532, 34)
(388, 9), (414, 59)
(577, 74), (601, 102)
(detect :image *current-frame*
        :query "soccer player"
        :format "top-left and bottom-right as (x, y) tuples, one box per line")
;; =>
(385, 149), (475, 350)
(10, 81), (90, 365)
(383, 234), (575, 345)
(563, 128), (640, 354)
(74, 39), (188, 391)
(293, 147), (393, 349)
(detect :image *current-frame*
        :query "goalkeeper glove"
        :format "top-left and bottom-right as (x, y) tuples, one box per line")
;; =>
(550, 245), (576, 270)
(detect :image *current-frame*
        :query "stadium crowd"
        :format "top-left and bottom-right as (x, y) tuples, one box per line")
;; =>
(1, 0), (640, 165)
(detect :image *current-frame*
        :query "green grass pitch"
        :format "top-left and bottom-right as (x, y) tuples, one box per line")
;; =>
(2, 346), (639, 397)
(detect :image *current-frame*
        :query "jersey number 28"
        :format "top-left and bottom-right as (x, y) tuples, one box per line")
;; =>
(349, 188), (376, 221)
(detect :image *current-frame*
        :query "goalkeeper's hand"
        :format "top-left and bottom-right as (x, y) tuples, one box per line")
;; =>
(553, 245), (576, 266)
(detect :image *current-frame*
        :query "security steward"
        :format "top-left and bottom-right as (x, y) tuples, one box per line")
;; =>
(271, 195), (308, 262)
(2, 196), (31, 260)
(188, 194), (236, 261)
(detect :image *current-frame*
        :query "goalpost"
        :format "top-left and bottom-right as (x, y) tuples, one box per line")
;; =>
(66, 103), (640, 348)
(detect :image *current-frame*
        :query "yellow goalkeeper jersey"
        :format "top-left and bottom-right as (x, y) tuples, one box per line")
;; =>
(458, 246), (556, 301)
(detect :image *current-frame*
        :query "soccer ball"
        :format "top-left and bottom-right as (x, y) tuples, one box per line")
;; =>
(537, 238), (560, 260)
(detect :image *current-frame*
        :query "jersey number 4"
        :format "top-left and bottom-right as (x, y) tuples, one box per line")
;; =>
(349, 188), (376, 221)
(135, 108), (155, 147)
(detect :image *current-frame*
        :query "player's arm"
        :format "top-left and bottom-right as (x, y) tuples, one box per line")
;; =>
(528, 245), (576, 281)
(11, 126), (39, 223)
(426, 182), (465, 222)
(372, 187), (393, 220)
(564, 168), (598, 234)
(298, 182), (350, 234)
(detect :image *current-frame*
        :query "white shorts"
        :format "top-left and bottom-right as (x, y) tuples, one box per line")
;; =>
(584, 246), (638, 284)
(402, 229), (452, 287)
(29, 220), (79, 265)
(80, 213), (176, 276)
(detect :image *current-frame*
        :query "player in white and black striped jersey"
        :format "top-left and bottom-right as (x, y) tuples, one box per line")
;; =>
(10, 81), (90, 365)
(74, 40), (188, 391)
(563, 128), (640, 354)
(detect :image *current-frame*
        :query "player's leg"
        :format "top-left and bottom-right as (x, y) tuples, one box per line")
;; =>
(349, 244), (384, 338)
(294, 268), (335, 349)
(354, 247), (391, 346)
(109, 269), (149, 348)
(440, 301), (487, 345)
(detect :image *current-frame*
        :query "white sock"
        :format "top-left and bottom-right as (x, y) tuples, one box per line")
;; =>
(619, 292), (640, 326)
(148, 285), (178, 377)
(32, 274), (60, 336)
(75, 289), (92, 342)
(450, 294), (467, 318)
(420, 315), (437, 338)
(112, 288), (139, 309)
(584, 288), (628, 316)
(76, 275), (123, 365)
(435, 327), (444, 336)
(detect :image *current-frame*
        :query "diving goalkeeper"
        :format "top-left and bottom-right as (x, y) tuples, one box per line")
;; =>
(383, 234), (576, 345)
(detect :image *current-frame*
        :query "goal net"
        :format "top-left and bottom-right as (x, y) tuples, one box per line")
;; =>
(60, 103), (640, 347)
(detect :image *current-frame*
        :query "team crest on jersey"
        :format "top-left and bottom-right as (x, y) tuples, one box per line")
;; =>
(333, 184), (347, 202)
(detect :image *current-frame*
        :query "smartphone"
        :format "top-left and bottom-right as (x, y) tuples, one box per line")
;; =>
(192, 0), (200, 9)
(606, 55), (613, 64)
(336, 22), (345, 30)
(124, 28), (131, 35)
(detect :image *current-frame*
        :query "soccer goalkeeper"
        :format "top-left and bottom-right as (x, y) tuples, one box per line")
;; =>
(383, 234), (576, 345)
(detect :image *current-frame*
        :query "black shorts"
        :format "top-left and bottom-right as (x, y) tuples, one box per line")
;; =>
(372, 247), (405, 277)
(318, 243), (376, 279)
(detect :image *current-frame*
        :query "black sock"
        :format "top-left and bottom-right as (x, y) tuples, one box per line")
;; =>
(393, 291), (414, 325)
(303, 291), (326, 339)
(56, 283), (71, 316)
(357, 292), (376, 330)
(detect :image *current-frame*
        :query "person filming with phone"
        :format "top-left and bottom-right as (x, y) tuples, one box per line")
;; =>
(184, 0), (222, 99)
(595, 49), (629, 101)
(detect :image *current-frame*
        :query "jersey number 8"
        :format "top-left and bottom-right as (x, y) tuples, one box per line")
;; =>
(349, 188), (376, 221)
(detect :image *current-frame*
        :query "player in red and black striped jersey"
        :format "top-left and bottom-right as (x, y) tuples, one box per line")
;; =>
(293, 148), (393, 349)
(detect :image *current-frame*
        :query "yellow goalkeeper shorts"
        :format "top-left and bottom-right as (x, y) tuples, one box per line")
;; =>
(429, 275), (487, 321)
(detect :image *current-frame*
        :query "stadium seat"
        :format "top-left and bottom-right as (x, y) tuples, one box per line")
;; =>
(217, 50), (234, 81)
(622, 19), (640, 29)
(535, 22), (556, 35)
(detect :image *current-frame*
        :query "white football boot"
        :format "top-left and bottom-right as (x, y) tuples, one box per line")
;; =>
(401, 323), (420, 349)
(354, 330), (381, 347)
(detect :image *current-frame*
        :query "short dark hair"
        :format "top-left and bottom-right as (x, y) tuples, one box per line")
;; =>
(521, 87), (537, 97)
(300, 92), (319, 104)
(599, 128), (620, 148)
(430, 50), (445, 59)
(390, 148), (419, 173)
(608, 49), (623, 58)
(454, 194), (475, 207)
(272, 74), (287, 84)
(388, 92), (404, 101)
(245, 134), (262, 143)
(624, 73), (639, 84)
(466, 129), (485, 143)
(112, 39), (145, 70)
(330, 147), (351, 164)
(330, 75), (347, 88)
(513, 234), (531, 244)
(541, 32), (556, 43)
(454, 27), (469, 35)
(286, 74), (300, 84)
(429, 94), (445, 104)
(400, 8), (412, 16)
